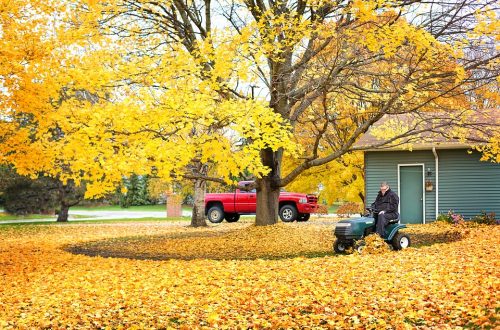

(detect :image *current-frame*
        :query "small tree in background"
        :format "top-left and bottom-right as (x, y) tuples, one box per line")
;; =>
(120, 175), (154, 208)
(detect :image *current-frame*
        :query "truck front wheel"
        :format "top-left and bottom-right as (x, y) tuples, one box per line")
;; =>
(207, 206), (224, 223)
(279, 205), (298, 222)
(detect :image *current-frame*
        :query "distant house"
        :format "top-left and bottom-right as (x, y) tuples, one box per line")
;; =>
(357, 113), (500, 224)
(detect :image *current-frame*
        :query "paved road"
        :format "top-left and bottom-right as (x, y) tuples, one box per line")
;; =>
(0, 209), (193, 225)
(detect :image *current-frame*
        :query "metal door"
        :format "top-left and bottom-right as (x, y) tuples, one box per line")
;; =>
(399, 165), (424, 224)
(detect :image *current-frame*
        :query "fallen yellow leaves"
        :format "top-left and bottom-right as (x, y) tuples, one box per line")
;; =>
(0, 221), (498, 329)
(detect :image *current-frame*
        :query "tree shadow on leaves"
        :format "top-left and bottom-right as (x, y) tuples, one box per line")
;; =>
(64, 224), (469, 261)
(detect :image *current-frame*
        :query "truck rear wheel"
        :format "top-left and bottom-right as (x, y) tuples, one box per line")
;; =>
(297, 213), (310, 222)
(207, 206), (224, 223)
(279, 205), (298, 222)
(225, 213), (240, 223)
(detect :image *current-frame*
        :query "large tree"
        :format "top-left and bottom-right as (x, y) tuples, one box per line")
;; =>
(83, 0), (498, 225)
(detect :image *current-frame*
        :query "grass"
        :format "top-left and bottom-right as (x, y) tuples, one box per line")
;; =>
(0, 213), (97, 221)
(0, 213), (56, 221)
(328, 203), (341, 213)
(72, 204), (193, 212)
(0, 203), (192, 223)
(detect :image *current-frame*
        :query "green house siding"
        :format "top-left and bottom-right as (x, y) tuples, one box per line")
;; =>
(365, 150), (436, 222)
(365, 149), (500, 222)
(438, 149), (500, 218)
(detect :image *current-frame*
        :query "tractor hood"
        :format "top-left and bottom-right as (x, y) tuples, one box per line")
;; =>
(334, 216), (375, 239)
(337, 217), (375, 226)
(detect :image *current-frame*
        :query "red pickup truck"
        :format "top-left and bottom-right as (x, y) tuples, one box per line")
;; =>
(204, 181), (319, 223)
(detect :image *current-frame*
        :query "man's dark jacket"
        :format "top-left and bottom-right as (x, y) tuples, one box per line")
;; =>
(371, 188), (399, 220)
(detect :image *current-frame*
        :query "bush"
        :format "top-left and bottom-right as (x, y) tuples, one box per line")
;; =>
(439, 210), (498, 226)
(316, 204), (329, 214)
(437, 210), (464, 225)
(471, 211), (497, 225)
(3, 178), (58, 215)
(436, 213), (452, 224)
(336, 202), (363, 217)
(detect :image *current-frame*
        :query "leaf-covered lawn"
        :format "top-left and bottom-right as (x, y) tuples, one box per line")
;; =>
(0, 221), (498, 329)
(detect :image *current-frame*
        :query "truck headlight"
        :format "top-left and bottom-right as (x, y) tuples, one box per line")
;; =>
(335, 223), (351, 228)
(299, 197), (307, 204)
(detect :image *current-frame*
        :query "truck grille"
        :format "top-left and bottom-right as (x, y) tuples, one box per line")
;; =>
(307, 195), (318, 204)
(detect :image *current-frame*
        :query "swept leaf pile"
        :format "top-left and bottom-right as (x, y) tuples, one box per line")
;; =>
(359, 234), (391, 255)
(0, 221), (498, 328)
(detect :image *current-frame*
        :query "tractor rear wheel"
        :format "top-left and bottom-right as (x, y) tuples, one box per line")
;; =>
(392, 232), (411, 250)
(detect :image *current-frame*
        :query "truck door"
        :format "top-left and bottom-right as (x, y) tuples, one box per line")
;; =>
(235, 187), (257, 213)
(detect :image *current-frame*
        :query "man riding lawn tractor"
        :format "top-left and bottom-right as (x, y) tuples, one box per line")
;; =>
(334, 182), (411, 253)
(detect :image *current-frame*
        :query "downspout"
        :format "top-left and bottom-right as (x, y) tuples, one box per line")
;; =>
(432, 147), (439, 220)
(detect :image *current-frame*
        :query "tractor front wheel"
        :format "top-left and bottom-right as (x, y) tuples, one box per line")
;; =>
(333, 240), (352, 253)
(354, 240), (366, 253)
(392, 232), (411, 250)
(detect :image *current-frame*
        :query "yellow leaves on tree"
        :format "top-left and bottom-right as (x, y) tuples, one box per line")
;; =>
(283, 152), (365, 204)
(0, 1), (299, 199)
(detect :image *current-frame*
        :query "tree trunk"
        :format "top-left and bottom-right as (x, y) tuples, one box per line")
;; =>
(191, 177), (208, 227)
(358, 192), (365, 204)
(255, 147), (282, 226)
(55, 180), (83, 223)
(255, 177), (281, 226)
(57, 203), (69, 222)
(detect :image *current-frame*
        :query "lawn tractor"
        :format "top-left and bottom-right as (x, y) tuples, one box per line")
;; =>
(333, 208), (411, 253)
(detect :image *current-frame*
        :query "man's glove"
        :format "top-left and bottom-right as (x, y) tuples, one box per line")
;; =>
(379, 210), (385, 215)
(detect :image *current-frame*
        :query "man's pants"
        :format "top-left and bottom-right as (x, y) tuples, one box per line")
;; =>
(375, 213), (397, 237)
